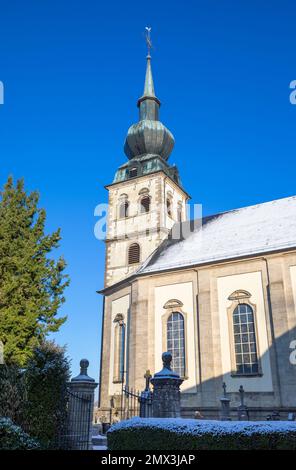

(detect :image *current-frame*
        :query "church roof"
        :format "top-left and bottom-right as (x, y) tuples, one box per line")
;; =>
(137, 195), (296, 275)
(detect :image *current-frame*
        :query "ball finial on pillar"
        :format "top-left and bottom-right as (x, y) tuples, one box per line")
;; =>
(162, 352), (172, 370)
(80, 358), (89, 375)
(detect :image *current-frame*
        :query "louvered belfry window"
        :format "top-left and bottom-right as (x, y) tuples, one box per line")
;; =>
(119, 201), (129, 218)
(140, 196), (150, 213)
(166, 199), (172, 217)
(128, 243), (140, 264)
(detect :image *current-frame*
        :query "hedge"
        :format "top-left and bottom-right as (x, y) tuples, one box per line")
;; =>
(107, 418), (296, 450)
(0, 417), (39, 450)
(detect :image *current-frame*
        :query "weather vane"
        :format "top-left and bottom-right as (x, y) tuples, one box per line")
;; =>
(145, 26), (152, 57)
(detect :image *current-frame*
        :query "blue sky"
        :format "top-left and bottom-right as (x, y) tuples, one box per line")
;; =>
(0, 0), (295, 382)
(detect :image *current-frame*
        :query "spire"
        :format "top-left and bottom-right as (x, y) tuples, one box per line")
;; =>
(137, 27), (160, 120)
(123, 28), (175, 161)
(143, 55), (155, 98)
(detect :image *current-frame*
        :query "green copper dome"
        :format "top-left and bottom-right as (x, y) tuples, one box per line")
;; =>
(124, 55), (175, 161)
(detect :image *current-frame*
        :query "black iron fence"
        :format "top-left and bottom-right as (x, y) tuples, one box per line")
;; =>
(121, 386), (140, 420)
(56, 388), (93, 450)
(121, 385), (153, 420)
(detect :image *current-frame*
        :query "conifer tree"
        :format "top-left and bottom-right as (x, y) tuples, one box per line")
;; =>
(0, 176), (69, 366)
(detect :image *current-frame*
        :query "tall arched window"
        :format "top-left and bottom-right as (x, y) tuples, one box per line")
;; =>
(167, 312), (185, 377)
(140, 195), (150, 213)
(113, 315), (125, 383)
(233, 304), (259, 375)
(128, 243), (140, 264)
(119, 201), (129, 218)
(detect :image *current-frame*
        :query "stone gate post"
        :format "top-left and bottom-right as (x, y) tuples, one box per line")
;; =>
(150, 352), (183, 418)
(67, 359), (98, 450)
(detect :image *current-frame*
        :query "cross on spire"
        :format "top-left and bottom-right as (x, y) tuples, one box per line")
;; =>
(145, 26), (152, 57)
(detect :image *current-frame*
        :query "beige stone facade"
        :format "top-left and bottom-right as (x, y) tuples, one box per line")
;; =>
(99, 248), (296, 420)
(104, 171), (189, 287)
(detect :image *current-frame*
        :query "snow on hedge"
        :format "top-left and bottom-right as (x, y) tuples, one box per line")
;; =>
(0, 417), (40, 450)
(108, 417), (296, 436)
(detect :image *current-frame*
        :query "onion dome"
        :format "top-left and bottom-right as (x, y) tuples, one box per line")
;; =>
(124, 54), (175, 161)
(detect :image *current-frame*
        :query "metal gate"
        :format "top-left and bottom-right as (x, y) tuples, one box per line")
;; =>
(57, 388), (93, 450)
(122, 385), (153, 420)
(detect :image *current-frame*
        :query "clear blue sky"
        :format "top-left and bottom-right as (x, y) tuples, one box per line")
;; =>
(0, 1), (295, 381)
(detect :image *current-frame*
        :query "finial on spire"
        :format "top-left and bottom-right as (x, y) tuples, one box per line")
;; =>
(145, 26), (152, 57)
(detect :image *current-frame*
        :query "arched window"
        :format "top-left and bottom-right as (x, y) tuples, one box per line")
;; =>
(140, 195), (150, 213)
(167, 312), (185, 377)
(113, 315), (125, 383)
(119, 201), (129, 218)
(128, 243), (140, 264)
(166, 199), (172, 217)
(233, 304), (259, 375)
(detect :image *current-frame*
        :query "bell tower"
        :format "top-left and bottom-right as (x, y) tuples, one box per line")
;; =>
(104, 30), (190, 287)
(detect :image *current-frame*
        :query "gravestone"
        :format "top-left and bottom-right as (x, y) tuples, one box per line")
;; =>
(220, 382), (231, 421)
(237, 385), (249, 420)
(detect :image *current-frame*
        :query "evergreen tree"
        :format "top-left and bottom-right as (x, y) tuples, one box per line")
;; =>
(24, 341), (71, 448)
(0, 176), (69, 366)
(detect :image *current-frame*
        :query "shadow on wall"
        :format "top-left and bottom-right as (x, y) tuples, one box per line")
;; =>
(179, 325), (296, 419)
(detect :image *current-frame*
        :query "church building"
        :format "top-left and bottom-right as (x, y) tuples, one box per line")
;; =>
(98, 45), (296, 420)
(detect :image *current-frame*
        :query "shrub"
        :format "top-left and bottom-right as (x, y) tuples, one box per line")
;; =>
(0, 417), (39, 450)
(0, 364), (27, 424)
(0, 341), (70, 449)
(107, 418), (296, 450)
(24, 341), (71, 448)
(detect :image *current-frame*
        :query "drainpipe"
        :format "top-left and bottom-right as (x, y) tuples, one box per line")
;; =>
(263, 257), (282, 406)
(194, 269), (202, 389)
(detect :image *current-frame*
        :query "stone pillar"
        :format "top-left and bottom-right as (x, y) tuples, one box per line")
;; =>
(67, 359), (98, 450)
(150, 352), (183, 418)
